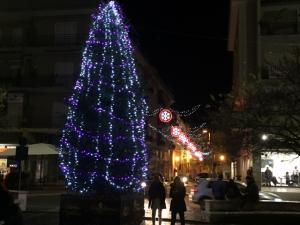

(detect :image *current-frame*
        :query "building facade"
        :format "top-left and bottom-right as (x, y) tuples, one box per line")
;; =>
(0, 0), (178, 186)
(228, 0), (300, 187)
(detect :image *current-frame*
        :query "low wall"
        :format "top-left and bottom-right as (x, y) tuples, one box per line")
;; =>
(200, 200), (300, 223)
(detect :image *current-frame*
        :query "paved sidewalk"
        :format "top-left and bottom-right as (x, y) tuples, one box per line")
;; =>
(144, 198), (202, 224)
(262, 186), (300, 193)
(22, 191), (203, 225)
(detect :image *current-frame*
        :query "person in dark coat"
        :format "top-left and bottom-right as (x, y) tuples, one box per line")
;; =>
(211, 173), (227, 200)
(0, 183), (23, 225)
(148, 174), (166, 225)
(170, 176), (186, 225)
(226, 179), (241, 200)
(286, 172), (291, 185)
(244, 176), (259, 203)
(265, 167), (272, 186)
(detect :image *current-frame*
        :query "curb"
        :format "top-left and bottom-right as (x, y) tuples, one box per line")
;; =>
(143, 216), (203, 224)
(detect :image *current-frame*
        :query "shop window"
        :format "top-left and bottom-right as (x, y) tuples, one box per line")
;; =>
(54, 22), (77, 45)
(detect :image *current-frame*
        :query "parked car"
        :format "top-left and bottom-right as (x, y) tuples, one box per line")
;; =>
(191, 178), (282, 204)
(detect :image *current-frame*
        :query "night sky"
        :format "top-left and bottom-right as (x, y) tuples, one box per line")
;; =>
(121, 1), (232, 109)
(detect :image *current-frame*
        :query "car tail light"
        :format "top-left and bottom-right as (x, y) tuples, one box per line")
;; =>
(191, 187), (198, 193)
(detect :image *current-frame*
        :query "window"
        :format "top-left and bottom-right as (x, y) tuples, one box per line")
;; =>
(54, 22), (77, 45)
(12, 28), (23, 45)
(52, 102), (67, 127)
(54, 62), (74, 86)
(54, 62), (74, 75)
(261, 9), (297, 35)
(6, 93), (24, 127)
(9, 62), (21, 78)
(0, 88), (7, 115)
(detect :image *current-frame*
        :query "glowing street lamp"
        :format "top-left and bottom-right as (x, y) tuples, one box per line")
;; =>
(219, 155), (225, 161)
(261, 134), (268, 141)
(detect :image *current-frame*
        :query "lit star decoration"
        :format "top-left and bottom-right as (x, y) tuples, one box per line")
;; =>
(171, 126), (203, 161)
(59, 1), (148, 193)
(159, 109), (173, 123)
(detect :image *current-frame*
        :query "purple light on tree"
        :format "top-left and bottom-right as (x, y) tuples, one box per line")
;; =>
(59, 1), (148, 194)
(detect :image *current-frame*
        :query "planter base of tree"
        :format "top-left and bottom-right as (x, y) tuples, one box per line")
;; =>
(59, 193), (144, 225)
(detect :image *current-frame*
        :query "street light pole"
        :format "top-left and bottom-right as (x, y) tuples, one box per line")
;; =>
(203, 129), (213, 177)
(208, 132), (213, 178)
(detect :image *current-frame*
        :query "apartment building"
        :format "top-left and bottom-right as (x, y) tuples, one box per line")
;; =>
(228, 0), (300, 187)
(0, 0), (178, 185)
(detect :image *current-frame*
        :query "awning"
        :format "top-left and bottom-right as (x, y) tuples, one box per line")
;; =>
(0, 143), (58, 157)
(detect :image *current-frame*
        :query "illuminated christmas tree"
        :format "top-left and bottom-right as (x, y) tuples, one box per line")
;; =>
(59, 1), (148, 194)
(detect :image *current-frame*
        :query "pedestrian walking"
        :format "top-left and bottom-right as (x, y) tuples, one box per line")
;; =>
(286, 172), (291, 185)
(211, 173), (227, 200)
(148, 174), (166, 225)
(265, 167), (272, 186)
(293, 166), (299, 185)
(170, 176), (186, 225)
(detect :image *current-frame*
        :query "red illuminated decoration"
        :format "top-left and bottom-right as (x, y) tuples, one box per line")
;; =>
(170, 125), (203, 161)
(171, 126), (181, 137)
(178, 133), (189, 144)
(159, 108), (173, 123)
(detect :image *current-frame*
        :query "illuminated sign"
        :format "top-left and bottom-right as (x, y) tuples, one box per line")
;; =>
(0, 146), (7, 153)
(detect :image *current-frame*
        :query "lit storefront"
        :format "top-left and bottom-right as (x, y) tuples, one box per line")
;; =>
(261, 152), (300, 186)
(0, 143), (61, 186)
